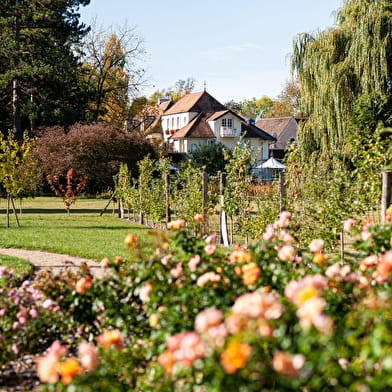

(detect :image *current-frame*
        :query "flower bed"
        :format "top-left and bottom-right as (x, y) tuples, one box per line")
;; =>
(1, 207), (392, 391)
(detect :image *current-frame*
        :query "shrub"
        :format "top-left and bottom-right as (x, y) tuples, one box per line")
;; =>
(6, 208), (392, 390)
(35, 122), (157, 194)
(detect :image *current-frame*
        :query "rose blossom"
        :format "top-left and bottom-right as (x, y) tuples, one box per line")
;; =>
(167, 219), (186, 230)
(205, 234), (217, 245)
(277, 245), (296, 262)
(78, 341), (99, 371)
(262, 224), (275, 241)
(139, 282), (152, 302)
(75, 276), (92, 295)
(232, 291), (284, 320)
(272, 351), (305, 378)
(343, 218), (356, 232)
(196, 272), (221, 287)
(170, 263), (183, 278)
(195, 308), (223, 333)
(308, 239), (324, 253)
(275, 211), (291, 228)
(188, 255), (201, 272)
(194, 213), (203, 222)
(204, 244), (216, 255)
(97, 329), (123, 350)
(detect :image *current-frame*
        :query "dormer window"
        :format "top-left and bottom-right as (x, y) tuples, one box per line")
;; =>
(222, 118), (233, 128)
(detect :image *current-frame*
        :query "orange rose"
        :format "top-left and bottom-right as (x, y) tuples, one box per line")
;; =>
(75, 276), (92, 295)
(241, 263), (261, 285)
(194, 213), (204, 222)
(57, 358), (83, 385)
(124, 233), (137, 246)
(97, 329), (123, 350)
(220, 342), (251, 374)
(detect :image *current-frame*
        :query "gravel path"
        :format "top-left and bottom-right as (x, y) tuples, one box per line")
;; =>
(0, 248), (105, 278)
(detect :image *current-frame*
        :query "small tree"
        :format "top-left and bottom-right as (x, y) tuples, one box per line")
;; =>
(223, 139), (255, 242)
(0, 131), (40, 226)
(189, 142), (229, 176)
(46, 169), (87, 214)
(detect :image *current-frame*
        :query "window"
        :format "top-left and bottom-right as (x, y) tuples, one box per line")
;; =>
(177, 117), (180, 128)
(222, 118), (233, 128)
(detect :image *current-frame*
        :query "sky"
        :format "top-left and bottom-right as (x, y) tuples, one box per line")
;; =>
(79, 0), (343, 103)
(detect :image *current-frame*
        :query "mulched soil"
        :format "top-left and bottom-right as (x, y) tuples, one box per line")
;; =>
(0, 354), (41, 392)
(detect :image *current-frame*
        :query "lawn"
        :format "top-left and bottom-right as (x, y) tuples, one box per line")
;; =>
(0, 196), (154, 261)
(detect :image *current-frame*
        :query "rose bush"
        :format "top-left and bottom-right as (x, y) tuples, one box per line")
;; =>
(2, 208), (392, 391)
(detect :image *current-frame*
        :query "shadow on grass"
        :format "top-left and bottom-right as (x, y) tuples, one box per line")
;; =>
(0, 208), (114, 214)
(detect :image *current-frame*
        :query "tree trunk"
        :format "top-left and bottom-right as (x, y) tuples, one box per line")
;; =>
(12, 1), (22, 141)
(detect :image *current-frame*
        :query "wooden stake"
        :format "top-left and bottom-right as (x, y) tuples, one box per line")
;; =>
(165, 172), (171, 225)
(202, 172), (208, 234)
(381, 171), (392, 223)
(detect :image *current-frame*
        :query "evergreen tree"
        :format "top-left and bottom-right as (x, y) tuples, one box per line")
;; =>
(0, 0), (91, 137)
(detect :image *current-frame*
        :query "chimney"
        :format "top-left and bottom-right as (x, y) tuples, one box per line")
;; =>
(158, 96), (170, 105)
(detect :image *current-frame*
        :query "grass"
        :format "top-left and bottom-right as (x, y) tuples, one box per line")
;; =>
(0, 196), (154, 261)
(0, 254), (33, 278)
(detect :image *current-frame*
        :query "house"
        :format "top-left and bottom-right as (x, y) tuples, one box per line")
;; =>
(255, 116), (300, 160)
(160, 91), (275, 163)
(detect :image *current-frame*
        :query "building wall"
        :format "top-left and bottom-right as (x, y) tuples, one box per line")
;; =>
(161, 112), (198, 141)
(208, 114), (242, 140)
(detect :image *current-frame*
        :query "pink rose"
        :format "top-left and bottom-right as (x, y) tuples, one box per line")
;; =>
(277, 245), (296, 261)
(139, 282), (152, 302)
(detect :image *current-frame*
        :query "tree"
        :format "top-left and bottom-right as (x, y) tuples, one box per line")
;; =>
(0, 0), (91, 137)
(35, 122), (157, 194)
(148, 77), (196, 104)
(267, 80), (301, 118)
(291, 0), (392, 160)
(81, 22), (146, 125)
(0, 131), (40, 226)
(189, 142), (230, 176)
(225, 96), (274, 119)
(46, 168), (87, 214)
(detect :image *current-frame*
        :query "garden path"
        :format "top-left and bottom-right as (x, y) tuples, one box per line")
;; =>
(0, 248), (105, 278)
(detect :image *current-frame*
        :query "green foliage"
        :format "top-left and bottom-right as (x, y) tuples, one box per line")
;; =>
(188, 142), (229, 176)
(171, 163), (205, 231)
(14, 209), (392, 391)
(0, 0), (91, 132)
(223, 139), (256, 238)
(0, 131), (40, 197)
(292, 0), (392, 159)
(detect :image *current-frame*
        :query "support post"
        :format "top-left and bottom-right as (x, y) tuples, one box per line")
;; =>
(202, 172), (208, 234)
(219, 173), (229, 246)
(165, 172), (171, 225)
(139, 179), (144, 225)
(10, 196), (20, 227)
(381, 171), (392, 223)
(279, 171), (286, 212)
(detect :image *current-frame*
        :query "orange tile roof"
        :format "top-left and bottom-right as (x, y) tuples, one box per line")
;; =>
(163, 91), (227, 115)
(255, 117), (293, 137)
(171, 113), (215, 139)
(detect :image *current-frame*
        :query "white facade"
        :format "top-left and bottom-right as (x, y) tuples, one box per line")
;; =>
(162, 112), (198, 142)
(160, 93), (274, 162)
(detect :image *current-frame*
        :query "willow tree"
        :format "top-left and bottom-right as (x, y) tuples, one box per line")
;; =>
(291, 0), (392, 164)
(285, 0), (392, 245)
